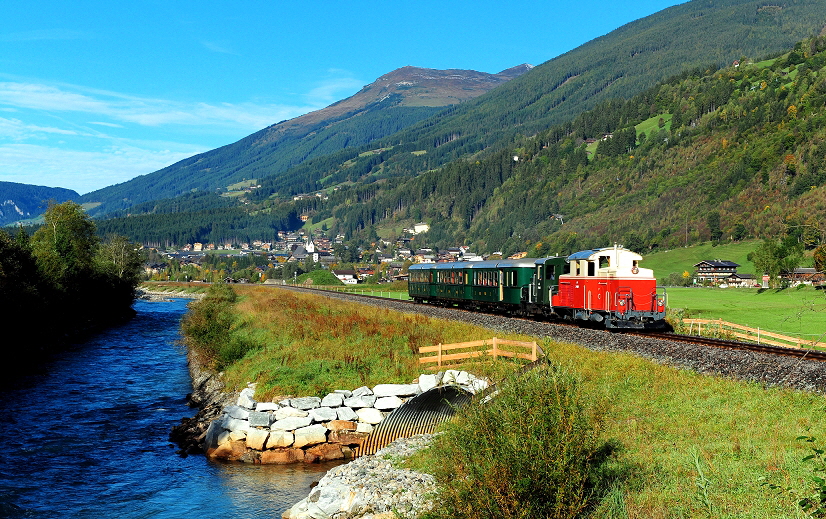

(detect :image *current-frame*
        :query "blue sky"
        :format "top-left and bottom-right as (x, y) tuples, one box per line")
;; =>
(0, 0), (684, 195)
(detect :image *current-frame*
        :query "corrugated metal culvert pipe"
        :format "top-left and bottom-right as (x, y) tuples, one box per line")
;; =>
(355, 357), (548, 458)
(354, 385), (472, 458)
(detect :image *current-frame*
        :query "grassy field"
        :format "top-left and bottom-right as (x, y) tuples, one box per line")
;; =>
(666, 286), (826, 339)
(539, 341), (826, 518)
(177, 284), (826, 517)
(186, 284), (532, 398)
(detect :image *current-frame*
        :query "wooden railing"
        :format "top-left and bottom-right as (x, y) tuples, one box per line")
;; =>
(419, 338), (543, 370)
(682, 319), (825, 350)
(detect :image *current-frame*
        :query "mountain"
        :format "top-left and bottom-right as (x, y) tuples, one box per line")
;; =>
(79, 65), (531, 215)
(322, 35), (826, 257)
(97, 33), (826, 260)
(0, 182), (78, 226)
(90, 0), (826, 254)
(247, 0), (826, 200)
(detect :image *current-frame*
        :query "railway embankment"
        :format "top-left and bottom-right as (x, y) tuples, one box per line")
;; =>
(289, 287), (826, 394)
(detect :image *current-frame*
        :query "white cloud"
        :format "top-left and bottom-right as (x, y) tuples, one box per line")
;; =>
(0, 81), (317, 130)
(0, 71), (368, 194)
(88, 121), (125, 128)
(305, 73), (365, 105)
(0, 117), (82, 140)
(0, 142), (205, 194)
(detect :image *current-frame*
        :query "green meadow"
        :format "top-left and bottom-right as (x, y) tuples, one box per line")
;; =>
(666, 286), (826, 339)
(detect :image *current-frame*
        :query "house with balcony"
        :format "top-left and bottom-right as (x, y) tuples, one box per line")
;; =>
(693, 260), (740, 284)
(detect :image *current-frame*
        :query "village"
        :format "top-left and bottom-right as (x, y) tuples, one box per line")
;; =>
(144, 223), (826, 288)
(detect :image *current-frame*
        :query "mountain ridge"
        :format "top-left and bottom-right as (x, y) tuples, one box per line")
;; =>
(0, 181), (79, 227)
(79, 64), (532, 215)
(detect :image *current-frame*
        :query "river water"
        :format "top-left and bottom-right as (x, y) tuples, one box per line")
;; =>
(0, 299), (336, 518)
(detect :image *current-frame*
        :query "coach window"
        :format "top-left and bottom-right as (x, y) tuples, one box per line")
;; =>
(588, 261), (596, 277)
(599, 255), (610, 269)
(545, 265), (555, 280)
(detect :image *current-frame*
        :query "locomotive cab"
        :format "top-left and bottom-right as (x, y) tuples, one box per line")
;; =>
(552, 246), (666, 328)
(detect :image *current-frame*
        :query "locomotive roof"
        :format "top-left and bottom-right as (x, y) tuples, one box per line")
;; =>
(409, 259), (539, 270)
(567, 247), (639, 261)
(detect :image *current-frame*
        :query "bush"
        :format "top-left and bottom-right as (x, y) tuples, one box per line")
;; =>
(423, 364), (623, 519)
(180, 283), (255, 369)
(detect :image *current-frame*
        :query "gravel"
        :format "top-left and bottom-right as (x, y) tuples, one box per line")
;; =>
(286, 287), (826, 394)
(283, 434), (437, 519)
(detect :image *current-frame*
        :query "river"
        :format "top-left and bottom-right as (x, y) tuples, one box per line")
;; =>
(0, 299), (336, 518)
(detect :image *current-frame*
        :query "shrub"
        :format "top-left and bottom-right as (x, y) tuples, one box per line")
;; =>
(423, 364), (622, 519)
(180, 283), (255, 369)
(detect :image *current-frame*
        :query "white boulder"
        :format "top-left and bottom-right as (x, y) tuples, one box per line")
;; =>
(290, 396), (322, 410)
(343, 395), (376, 409)
(355, 422), (374, 433)
(336, 406), (358, 421)
(266, 430), (294, 449)
(225, 405), (250, 420)
(374, 396), (404, 410)
(356, 407), (384, 424)
(351, 386), (373, 397)
(320, 392), (344, 408)
(246, 428), (269, 450)
(237, 387), (256, 409)
(417, 373), (439, 392)
(293, 424), (328, 448)
(275, 407), (309, 421)
(309, 407), (338, 422)
(372, 383), (420, 397)
(271, 416), (313, 431)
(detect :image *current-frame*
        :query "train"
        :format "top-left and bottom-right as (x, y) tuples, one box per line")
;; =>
(408, 246), (667, 329)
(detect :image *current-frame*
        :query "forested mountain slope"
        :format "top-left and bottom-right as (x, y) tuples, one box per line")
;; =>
(247, 0), (826, 199)
(0, 181), (78, 226)
(79, 65), (531, 215)
(98, 34), (826, 258)
(320, 36), (826, 257)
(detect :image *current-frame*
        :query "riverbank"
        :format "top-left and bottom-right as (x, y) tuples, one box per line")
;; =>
(137, 286), (206, 302)
(169, 345), (235, 455)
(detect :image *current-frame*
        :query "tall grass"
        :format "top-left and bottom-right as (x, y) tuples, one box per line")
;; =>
(189, 285), (534, 398)
(180, 283), (258, 369)
(422, 364), (626, 519)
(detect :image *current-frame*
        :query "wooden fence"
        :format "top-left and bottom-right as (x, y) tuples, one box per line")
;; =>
(682, 318), (825, 350)
(419, 338), (542, 370)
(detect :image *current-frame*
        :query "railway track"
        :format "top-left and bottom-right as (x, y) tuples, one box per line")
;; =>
(285, 285), (826, 365)
(634, 331), (826, 362)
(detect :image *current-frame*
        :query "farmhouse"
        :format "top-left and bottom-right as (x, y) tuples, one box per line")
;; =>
(693, 260), (740, 284)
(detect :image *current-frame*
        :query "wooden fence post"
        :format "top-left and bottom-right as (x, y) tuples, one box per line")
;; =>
(437, 343), (442, 368)
(531, 341), (537, 361)
(492, 337), (499, 360)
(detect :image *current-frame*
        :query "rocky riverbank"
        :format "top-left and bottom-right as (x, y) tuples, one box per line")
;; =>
(137, 287), (205, 302)
(169, 347), (236, 455)
(199, 371), (486, 464)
